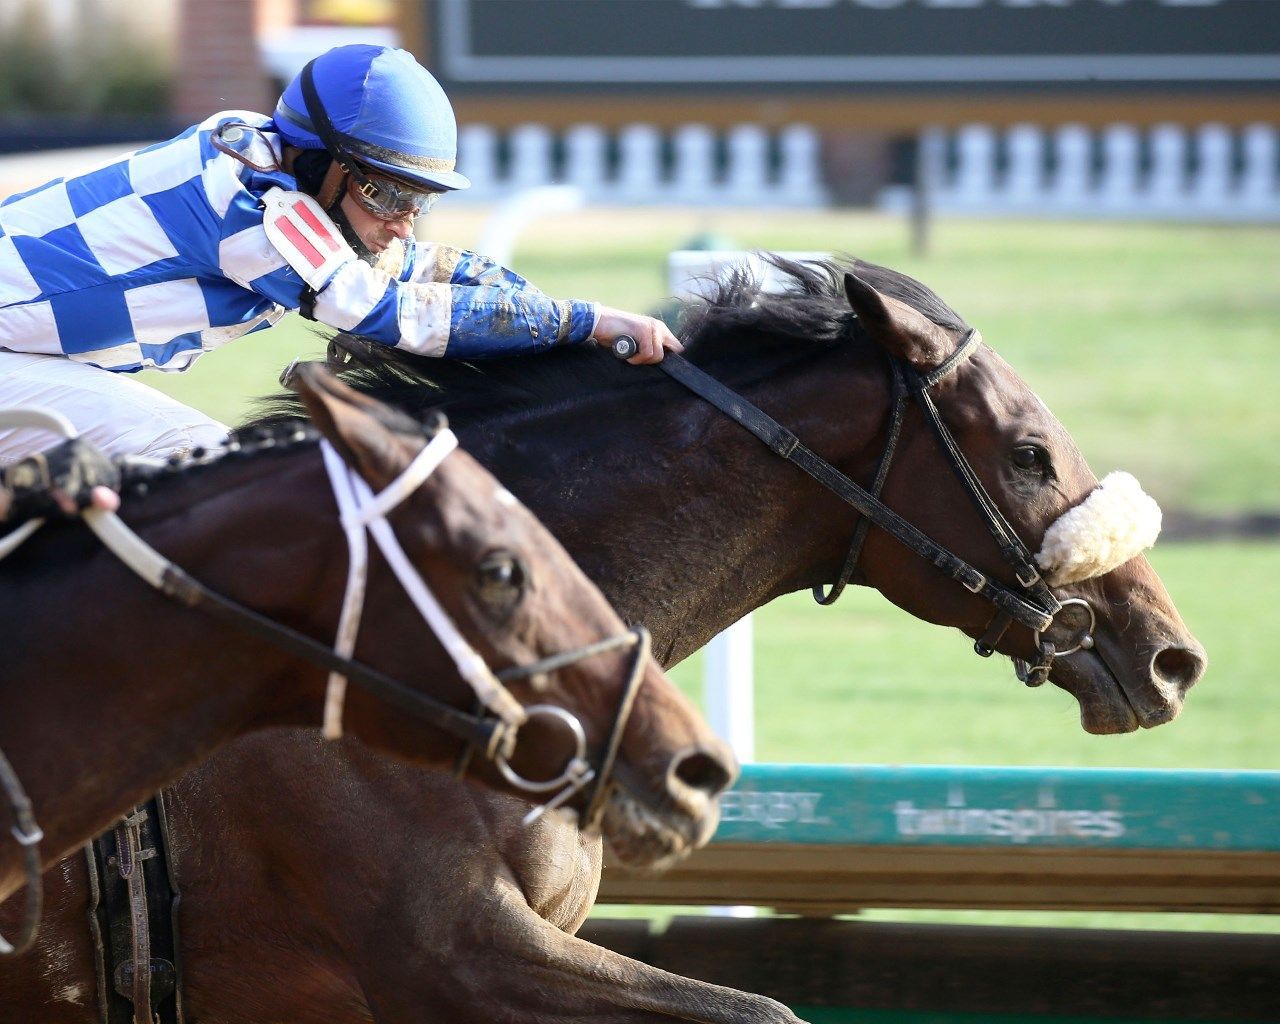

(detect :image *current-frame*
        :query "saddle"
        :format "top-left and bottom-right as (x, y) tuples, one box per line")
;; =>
(86, 796), (184, 1024)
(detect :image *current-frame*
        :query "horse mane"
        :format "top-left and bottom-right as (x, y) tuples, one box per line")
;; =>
(248, 254), (969, 429)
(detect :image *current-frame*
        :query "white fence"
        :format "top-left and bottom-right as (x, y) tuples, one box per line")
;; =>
(454, 123), (828, 207)
(455, 120), (1279, 221)
(889, 122), (1280, 222)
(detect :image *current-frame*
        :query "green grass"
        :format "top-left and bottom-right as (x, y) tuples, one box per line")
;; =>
(670, 541), (1278, 770)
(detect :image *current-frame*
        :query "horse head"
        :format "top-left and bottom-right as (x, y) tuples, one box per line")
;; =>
(833, 265), (1205, 734)
(293, 365), (735, 867)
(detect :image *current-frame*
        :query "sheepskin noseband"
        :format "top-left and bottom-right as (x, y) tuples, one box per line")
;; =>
(1034, 472), (1162, 587)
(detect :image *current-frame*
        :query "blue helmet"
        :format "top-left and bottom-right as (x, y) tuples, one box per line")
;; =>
(274, 45), (470, 192)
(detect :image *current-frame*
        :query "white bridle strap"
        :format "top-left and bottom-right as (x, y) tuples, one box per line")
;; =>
(319, 441), (369, 739)
(320, 432), (526, 740)
(346, 428), (458, 529)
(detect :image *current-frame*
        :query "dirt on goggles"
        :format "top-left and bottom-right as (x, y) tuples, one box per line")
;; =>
(348, 167), (442, 219)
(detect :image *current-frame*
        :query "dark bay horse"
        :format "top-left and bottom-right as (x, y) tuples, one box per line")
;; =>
(4, 258), (1205, 1021)
(0, 365), (733, 947)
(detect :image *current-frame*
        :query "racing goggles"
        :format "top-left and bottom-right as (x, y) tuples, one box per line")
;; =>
(347, 165), (442, 220)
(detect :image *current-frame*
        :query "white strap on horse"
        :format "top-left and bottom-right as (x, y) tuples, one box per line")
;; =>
(320, 432), (526, 739)
(0, 406), (525, 740)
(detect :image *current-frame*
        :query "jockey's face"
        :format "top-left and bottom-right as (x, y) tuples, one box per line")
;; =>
(338, 184), (416, 254)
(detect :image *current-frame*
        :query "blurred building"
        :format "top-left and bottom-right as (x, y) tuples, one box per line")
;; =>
(4, 0), (1275, 221)
(413, 0), (1279, 220)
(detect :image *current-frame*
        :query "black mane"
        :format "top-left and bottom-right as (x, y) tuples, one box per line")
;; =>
(115, 420), (319, 503)
(249, 255), (968, 429)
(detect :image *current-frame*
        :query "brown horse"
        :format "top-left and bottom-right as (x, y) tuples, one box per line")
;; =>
(0, 365), (733, 950)
(3, 258), (1205, 1022)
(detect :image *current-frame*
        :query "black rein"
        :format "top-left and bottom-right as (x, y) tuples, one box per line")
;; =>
(623, 332), (1060, 637)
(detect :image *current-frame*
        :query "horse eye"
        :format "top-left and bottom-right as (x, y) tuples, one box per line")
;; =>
(1011, 444), (1048, 472)
(474, 551), (527, 608)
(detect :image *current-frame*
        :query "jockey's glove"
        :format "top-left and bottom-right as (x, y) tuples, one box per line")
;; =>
(2, 438), (121, 524)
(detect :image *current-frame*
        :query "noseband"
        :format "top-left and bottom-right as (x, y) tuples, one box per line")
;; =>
(614, 329), (1091, 684)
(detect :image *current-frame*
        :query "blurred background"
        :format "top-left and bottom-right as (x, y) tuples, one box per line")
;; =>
(2, 0), (1277, 1004)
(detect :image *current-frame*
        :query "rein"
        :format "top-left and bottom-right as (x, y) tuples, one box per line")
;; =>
(615, 331), (1062, 643)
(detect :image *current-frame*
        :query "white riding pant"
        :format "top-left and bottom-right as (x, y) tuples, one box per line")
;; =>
(0, 351), (228, 463)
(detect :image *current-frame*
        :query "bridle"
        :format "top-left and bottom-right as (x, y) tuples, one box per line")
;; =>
(0, 414), (648, 954)
(612, 328), (1095, 684)
(316, 425), (650, 830)
(489, 624), (652, 830)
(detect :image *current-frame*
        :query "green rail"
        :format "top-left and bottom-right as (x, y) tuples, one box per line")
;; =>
(713, 763), (1280, 851)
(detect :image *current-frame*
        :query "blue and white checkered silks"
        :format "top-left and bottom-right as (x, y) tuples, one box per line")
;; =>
(0, 112), (598, 375)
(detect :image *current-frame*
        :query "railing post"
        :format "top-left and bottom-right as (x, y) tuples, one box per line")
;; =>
(777, 124), (827, 206)
(671, 123), (717, 204)
(564, 123), (608, 202)
(457, 123), (498, 200)
(1050, 123), (1091, 214)
(509, 123), (554, 192)
(724, 124), (770, 205)
(615, 123), (663, 204)
(1097, 123), (1141, 214)
(1147, 123), (1188, 213)
(1191, 123), (1232, 216)
(1005, 123), (1043, 209)
(1240, 123), (1278, 215)
(952, 124), (997, 211)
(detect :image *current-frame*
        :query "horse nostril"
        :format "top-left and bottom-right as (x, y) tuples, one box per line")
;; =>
(671, 748), (735, 799)
(1152, 645), (1206, 696)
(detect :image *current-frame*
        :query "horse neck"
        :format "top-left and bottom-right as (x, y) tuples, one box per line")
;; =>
(454, 344), (890, 665)
(0, 448), (342, 893)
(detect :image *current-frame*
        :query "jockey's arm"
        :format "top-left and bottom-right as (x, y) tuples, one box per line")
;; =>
(237, 209), (680, 364)
(408, 245), (684, 365)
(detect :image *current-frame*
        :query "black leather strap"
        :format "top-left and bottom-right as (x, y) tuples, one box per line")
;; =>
(655, 352), (1056, 633)
(814, 356), (908, 605)
(155, 563), (512, 757)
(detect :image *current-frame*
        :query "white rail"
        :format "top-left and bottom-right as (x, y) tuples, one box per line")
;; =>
(454, 123), (828, 207)
(892, 121), (1280, 222)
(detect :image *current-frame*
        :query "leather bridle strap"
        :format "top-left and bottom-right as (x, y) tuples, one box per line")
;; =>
(80, 501), (515, 761)
(815, 356), (908, 605)
(648, 344), (1056, 633)
(0, 746), (42, 956)
(154, 560), (514, 756)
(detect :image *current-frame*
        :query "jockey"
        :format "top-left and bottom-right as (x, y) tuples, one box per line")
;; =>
(0, 44), (680, 469)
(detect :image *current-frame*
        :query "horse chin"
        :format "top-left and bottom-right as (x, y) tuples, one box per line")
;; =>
(1046, 649), (1141, 735)
(598, 783), (720, 873)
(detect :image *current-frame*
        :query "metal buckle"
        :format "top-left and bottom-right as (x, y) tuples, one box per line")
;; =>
(1016, 566), (1042, 589)
(493, 705), (598, 826)
(11, 823), (43, 847)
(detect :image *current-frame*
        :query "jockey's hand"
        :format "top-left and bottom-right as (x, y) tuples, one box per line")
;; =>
(592, 308), (684, 365)
(2, 438), (121, 524)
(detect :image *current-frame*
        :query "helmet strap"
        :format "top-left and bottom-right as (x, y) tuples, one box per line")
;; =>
(316, 158), (348, 210)
(326, 189), (377, 265)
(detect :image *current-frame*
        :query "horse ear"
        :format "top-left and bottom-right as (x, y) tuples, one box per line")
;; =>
(290, 362), (407, 488)
(843, 272), (954, 371)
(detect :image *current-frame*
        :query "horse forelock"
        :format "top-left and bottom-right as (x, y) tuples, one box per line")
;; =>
(247, 255), (970, 429)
